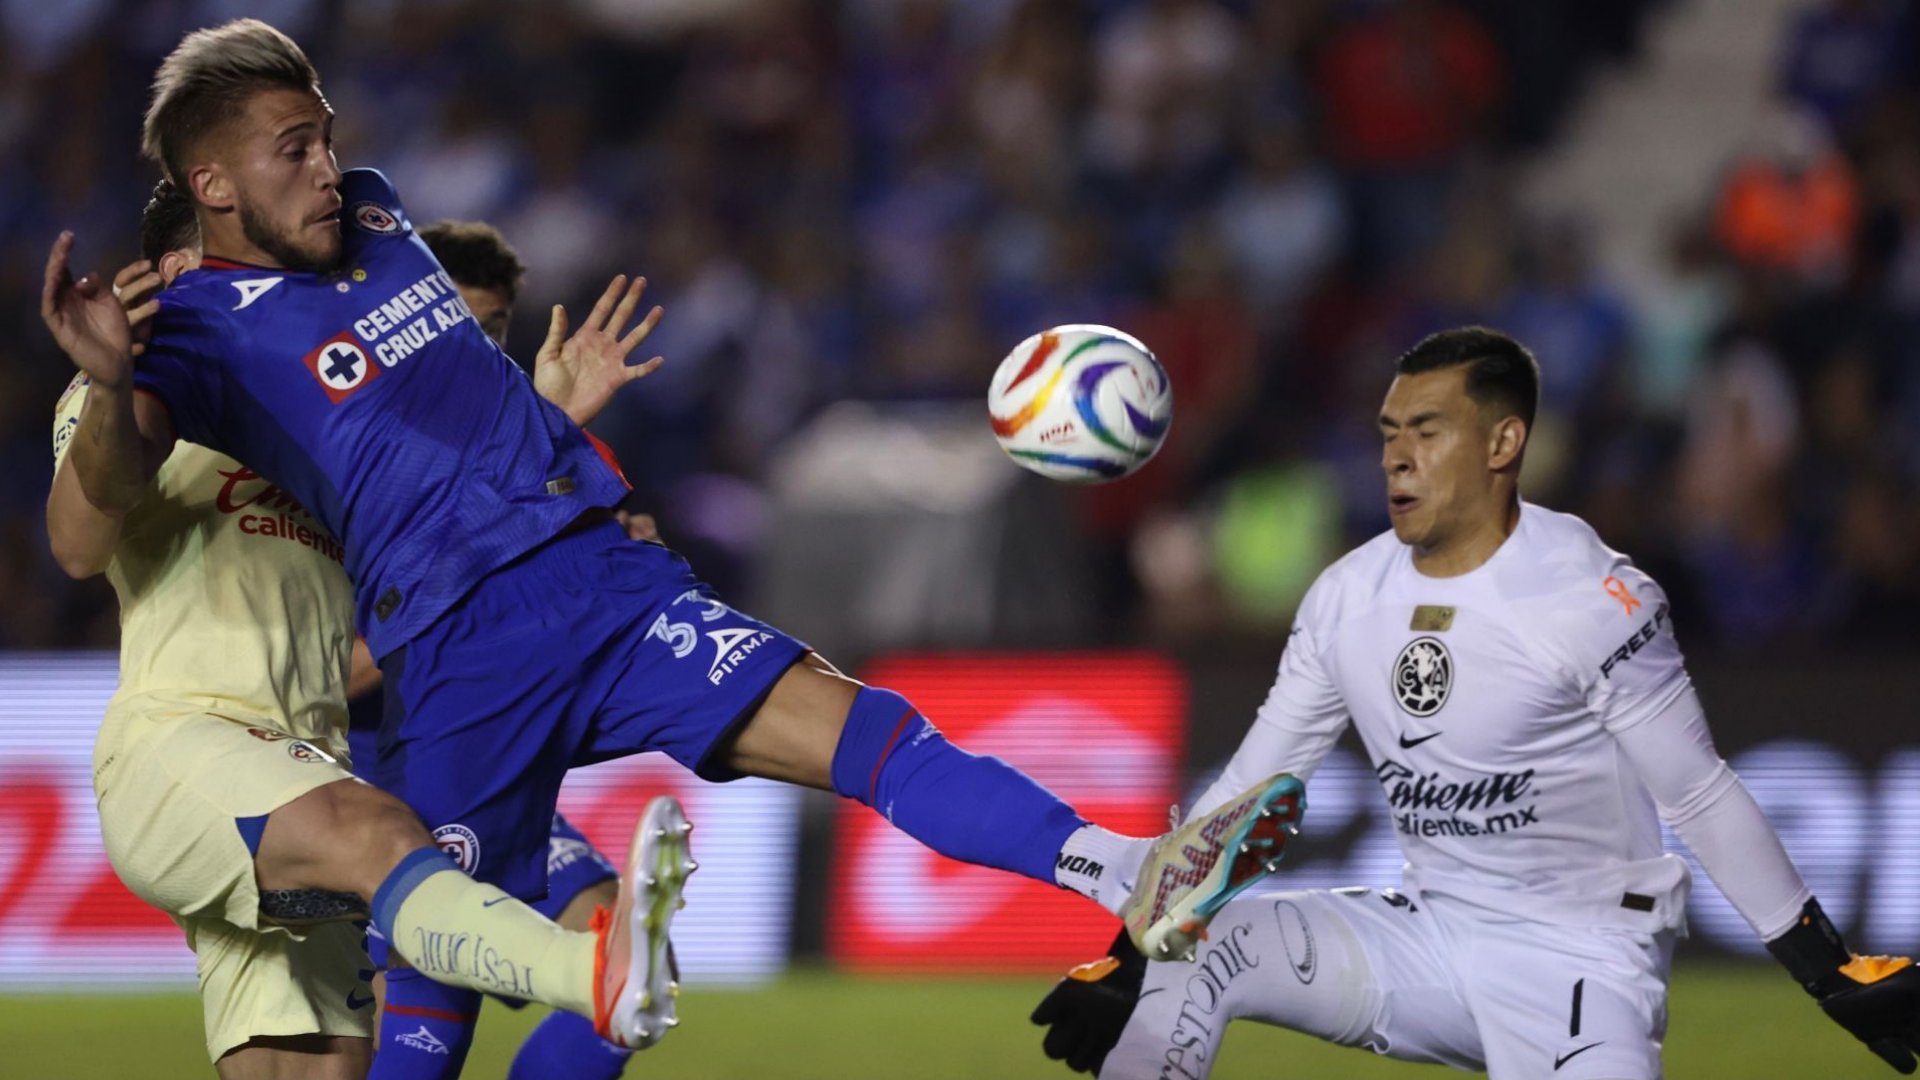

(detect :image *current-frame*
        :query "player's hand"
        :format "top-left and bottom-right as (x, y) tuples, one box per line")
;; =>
(112, 259), (164, 359)
(616, 509), (660, 543)
(1815, 956), (1920, 1073)
(533, 273), (664, 426)
(42, 232), (135, 389)
(1031, 930), (1145, 1075)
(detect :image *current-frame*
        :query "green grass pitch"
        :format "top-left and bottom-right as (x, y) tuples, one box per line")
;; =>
(0, 961), (1873, 1078)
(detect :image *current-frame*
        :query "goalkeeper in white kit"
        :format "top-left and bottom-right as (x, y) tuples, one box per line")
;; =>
(1032, 327), (1920, 1079)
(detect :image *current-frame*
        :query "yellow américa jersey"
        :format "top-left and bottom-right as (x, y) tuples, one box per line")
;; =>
(54, 375), (355, 744)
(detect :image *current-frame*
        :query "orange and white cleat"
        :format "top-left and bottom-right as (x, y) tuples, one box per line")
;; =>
(1119, 773), (1305, 962)
(593, 795), (696, 1049)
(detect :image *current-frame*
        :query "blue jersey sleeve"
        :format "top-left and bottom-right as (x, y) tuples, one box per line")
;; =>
(133, 293), (234, 448)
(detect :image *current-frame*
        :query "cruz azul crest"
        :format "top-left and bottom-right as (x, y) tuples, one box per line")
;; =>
(1392, 636), (1453, 718)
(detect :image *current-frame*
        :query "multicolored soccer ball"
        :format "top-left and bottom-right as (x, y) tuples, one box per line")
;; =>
(987, 325), (1172, 483)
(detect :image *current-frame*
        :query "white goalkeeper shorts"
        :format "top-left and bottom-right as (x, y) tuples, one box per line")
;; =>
(1106, 885), (1675, 1080)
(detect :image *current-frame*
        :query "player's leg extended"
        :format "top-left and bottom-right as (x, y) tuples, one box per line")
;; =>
(726, 655), (1093, 883)
(722, 656), (1305, 958)
(1033, 888), (1483, 1079)
(252, 776), (686, 1049)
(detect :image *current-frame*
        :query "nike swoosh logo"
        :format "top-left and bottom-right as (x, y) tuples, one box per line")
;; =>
(1136, 988), (1165, 1001)
(1554, 1042), (1603, 1070)
(346, 991), (374, 1010)
(482, 896), (513, 907)
(1398, 731), (1442, 749)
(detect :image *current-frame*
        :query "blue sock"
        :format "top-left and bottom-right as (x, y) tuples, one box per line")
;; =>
(829, 685), (1086, 883)
(507, 1009), (634, 1080)
(369, 967), (482, 1079)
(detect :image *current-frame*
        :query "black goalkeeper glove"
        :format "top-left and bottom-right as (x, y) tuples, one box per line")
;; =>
(1768, 898), (1920, 1074)
(1031, 929), (1147, 1076)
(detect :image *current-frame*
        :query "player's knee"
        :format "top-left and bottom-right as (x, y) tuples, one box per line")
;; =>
(261, 779), (431, 897)
(334, 784), (435, 873)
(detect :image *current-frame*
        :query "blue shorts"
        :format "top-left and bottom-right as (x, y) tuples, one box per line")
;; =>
(372, 522), (807, 898)
(350, 708), (619, 915)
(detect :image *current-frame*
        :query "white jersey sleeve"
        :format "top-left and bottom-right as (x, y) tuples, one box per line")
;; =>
(1549, 557), (1810, 940)
(1190, 572), (1350, 818)
(1555, 561), (1691, 734)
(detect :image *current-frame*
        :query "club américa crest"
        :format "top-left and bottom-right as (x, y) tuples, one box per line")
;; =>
(1392, 637), (1453, 717)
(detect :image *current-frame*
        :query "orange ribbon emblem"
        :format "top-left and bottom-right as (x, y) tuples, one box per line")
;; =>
(1603, 576), (1641, 616)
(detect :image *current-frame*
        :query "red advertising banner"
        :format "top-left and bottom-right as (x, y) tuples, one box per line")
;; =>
(828, 652), (1187, 972)
(0, 655), (797, 987)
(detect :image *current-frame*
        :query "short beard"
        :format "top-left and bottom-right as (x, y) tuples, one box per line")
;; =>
(238, 197), (340, 274)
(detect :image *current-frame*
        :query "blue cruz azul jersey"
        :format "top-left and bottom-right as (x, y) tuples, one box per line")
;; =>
(132, 169), (628, 658)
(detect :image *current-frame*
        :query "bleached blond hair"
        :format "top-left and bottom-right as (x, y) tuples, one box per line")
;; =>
(142, 19), (321, 183)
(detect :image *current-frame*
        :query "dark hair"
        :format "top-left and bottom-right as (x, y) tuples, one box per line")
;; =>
(143, 19), (321, 185)
(140, 178), (199, 264)
(419, 220), (525, 302)
(1394, 326), (1540, 430)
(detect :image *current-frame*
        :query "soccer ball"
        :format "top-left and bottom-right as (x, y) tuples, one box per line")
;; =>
(987, 324), (1172, 483)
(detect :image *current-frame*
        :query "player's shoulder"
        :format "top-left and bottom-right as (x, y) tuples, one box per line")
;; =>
(339, 168), (413, 237)
(1505, 504), (1670, 659)
(1501, 503), (1651, 596)
(1297, 528), (1406, 627)
(150, 272), (252, 341)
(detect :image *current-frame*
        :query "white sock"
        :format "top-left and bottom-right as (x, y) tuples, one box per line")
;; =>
(1054, 825), (1151, 915)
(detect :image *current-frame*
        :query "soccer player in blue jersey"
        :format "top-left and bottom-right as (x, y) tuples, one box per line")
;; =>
(344, 218), (644, 1080)
(44, 18), (1303, 1050)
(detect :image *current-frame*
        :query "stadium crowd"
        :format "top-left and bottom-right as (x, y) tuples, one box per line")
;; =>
(3, 0), (1915, 654)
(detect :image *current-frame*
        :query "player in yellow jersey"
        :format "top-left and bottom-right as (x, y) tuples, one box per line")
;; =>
(46, 178), (670, 1079)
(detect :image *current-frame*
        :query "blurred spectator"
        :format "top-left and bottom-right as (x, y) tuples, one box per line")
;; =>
(1635, 214), (1734, 420)
(1778, 0), (1908, 135)
(1212, 116), (1346, 335)
(1494, 217), (1632, 417)
(1316, 0), (1505, 270)
(1715, 108), (1859, 282)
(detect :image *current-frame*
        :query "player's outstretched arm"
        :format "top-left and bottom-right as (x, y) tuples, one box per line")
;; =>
(1613, 690), (1920, 1072)
(531, 273), (664, 426)
(41, 235), (172, 516)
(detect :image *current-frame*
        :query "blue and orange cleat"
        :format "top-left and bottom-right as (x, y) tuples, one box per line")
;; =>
(1118, 772), (1305, 962)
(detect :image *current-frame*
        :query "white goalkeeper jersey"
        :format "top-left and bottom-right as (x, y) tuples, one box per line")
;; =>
(1218, 502), (1700, 932)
